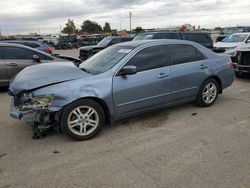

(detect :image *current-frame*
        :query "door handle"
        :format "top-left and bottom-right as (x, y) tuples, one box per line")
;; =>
(200, 64), (208, 69)
(158, 73), (169, 78)
(7, 63), (18, 66)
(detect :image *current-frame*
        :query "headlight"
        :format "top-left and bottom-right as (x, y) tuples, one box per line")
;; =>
(227, 46), (237, 50)
(33, 94), (54, 106)
(21, 94), (55, 110)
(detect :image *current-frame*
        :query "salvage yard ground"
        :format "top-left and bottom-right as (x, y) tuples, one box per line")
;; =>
(0, 50), (250, 188)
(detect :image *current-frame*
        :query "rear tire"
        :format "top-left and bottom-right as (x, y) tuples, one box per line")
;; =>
(196, 78), (219, 107)
(60, 99), (105, 141)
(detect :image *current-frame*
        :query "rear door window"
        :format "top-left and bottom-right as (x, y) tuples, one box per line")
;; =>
(126, 45), (170, 72)
(168, 44), (206, 65)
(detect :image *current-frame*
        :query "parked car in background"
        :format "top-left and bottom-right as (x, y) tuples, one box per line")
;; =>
(213, 33), (250, 61)
(0, 40), (53, 54)
(234, 49), (250, 77)
(133, 31), (213, 49)
(0, 43), (78, 86)
(9, 40), (234, 140)
(215, 35), (228, 42)
(79, 36), (133, 60)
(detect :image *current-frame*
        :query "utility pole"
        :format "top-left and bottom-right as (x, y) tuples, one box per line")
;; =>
(129, 11), (132, 32)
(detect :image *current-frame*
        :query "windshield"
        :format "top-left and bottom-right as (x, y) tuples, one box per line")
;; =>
(97, 37), (112, 47)
(79, 46), (133, 75)
(222, 34), (248, 43)
(133, 34), (153, 40)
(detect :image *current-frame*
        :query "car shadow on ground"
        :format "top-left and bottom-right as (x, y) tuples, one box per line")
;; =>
(236, 74), (250, 81)
(0, 86), (8, 93)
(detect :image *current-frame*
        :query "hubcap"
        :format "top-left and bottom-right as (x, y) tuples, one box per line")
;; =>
(67, 106), (99, 136)
(202, 83), (217, 104)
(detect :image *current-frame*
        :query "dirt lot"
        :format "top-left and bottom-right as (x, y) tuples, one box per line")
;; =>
(0, 50), (250, 188)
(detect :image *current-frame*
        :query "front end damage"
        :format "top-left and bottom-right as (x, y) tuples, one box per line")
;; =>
(9, 92), (62, 138)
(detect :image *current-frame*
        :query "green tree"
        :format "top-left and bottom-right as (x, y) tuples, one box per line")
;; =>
(134, 26), (143, 33)
(62, 19), (76, 35)
(103, 22), (111, 33)
(81, 20), (102, 33)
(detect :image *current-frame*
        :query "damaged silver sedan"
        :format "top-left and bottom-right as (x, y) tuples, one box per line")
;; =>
(9, 40), (234, 140)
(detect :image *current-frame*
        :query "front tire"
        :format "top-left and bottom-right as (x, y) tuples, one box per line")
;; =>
(60, 99), (105, 141)
(196, 78), (219, 107)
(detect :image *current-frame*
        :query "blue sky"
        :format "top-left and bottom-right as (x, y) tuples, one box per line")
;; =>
(0, 0), (250, 34)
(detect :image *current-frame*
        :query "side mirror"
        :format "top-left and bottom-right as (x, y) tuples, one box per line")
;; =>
(246, 40), (250, 43)
(32, 55), (41, 63)
(119, 65), (137, 76)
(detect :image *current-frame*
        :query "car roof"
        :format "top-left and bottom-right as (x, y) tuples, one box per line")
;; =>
(116, 39), (201, 48)
(0, 42), (52, 56)
(137, 31), (178, 35)
(231, 32), (250, 35)
(106, 36), (134, 39)
(0, 40), (43, 44)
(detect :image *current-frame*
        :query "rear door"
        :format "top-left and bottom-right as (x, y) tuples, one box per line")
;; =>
(113, 45), (171, 117)
(1, 46), (50, 80)
(168, 44), (208, 102)
(0, 48), (9, 85)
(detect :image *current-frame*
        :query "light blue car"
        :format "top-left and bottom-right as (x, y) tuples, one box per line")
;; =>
(9, 40), (234, 140)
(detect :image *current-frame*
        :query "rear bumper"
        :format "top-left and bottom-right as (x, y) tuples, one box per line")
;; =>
(234, 64), (250, 74)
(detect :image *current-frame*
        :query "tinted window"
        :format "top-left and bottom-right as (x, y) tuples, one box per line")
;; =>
(23, 42), (41, 48)
(121, 38), (133, 42)
(1, 46), (51, 60)
(180, 33), (210, 43)
(168, 44), (205, 65)
(110, 38), (121, 45)
(154, 33), (181, 39)
(133, 34), (154, 40)
(126, 45), (170, 72)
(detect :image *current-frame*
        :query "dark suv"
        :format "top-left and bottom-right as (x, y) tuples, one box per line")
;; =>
(133, 31), (213, 49)
(79, 36), (133, 60)
(234, 49), (250, 77)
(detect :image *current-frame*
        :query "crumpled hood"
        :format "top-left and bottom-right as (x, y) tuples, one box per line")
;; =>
(214, 42), (241, 48)
(9, 62), (90, 94)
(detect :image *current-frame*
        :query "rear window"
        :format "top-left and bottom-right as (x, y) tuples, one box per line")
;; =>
(133, 34), (154, 40)
(153, 33), (181, 39)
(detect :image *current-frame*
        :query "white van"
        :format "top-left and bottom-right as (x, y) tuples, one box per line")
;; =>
(214, 32), (250, 57)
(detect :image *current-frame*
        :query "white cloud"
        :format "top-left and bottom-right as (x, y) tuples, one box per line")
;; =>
(0, 0), (250, 34)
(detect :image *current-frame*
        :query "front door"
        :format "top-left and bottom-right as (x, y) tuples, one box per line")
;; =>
(113, 45), (171, 118)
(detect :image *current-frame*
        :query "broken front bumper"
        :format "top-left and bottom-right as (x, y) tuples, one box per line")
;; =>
(10, 98), (61, 125)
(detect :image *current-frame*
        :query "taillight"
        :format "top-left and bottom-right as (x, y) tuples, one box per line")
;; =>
(45, 47), (52, 54)
(229, 58), (234, 68)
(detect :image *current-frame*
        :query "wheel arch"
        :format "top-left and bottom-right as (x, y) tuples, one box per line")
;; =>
(70, 97), (113, 124)
(205, 75), (223, 94)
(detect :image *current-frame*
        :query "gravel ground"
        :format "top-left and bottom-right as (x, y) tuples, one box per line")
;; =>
(0, 50), (250, 188)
